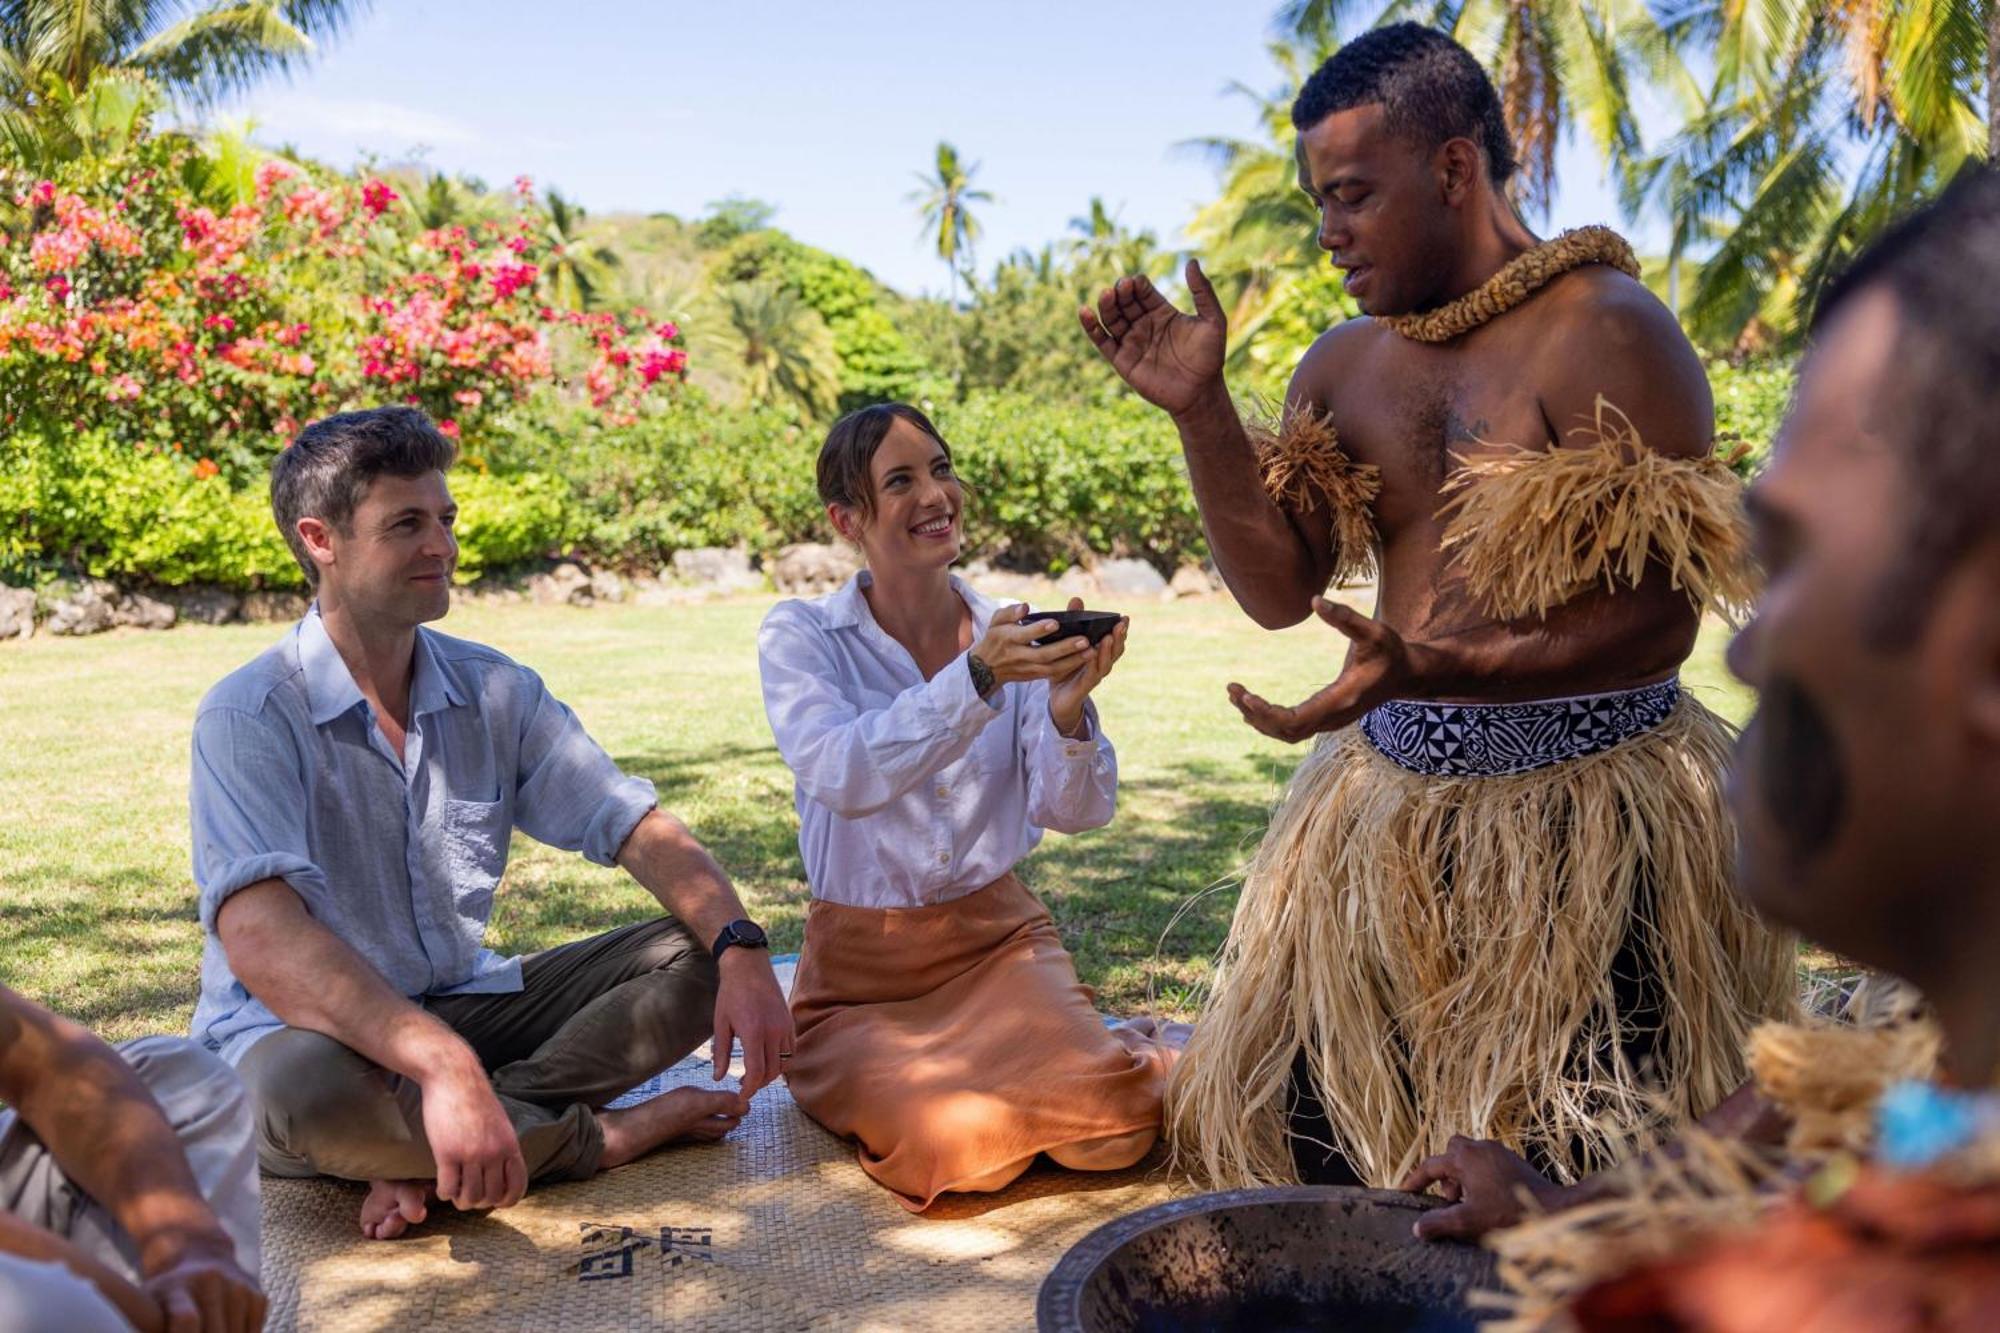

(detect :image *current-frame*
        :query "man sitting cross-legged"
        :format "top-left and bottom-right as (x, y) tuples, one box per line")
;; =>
(0, 983), (263, 1333)
(190, 406), (793, 1241)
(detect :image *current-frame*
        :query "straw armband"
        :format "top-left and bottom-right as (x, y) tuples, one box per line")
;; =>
(1437, 395), (1759, 624)
(1246, 405), (1382, 586)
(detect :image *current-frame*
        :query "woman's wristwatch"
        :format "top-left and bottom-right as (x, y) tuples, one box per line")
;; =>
(967, 652), (997, 699)
(711, 918), (770, 962)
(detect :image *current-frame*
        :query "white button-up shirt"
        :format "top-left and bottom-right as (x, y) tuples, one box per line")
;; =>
(758, 573), (1117, 908)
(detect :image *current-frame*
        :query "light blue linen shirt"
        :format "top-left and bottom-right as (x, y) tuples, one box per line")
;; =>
(188, 607), (657, 1064)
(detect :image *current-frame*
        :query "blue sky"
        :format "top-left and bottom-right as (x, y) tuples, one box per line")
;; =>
(227, 1), (1665, 297)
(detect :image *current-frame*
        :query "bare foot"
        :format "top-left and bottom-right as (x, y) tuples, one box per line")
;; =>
(598, 1086), (750, 1169)
(360, 1179), (435, 1240)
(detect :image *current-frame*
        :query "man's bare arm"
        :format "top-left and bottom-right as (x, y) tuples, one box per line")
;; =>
(1081, 260), (1335, 627)
(216, 881), (478, 1086)
(0, 986), (260, 1330)
(1172, 381), (1338, 627)
(0, 1211), (162, 1331)
(615, 811), (793, 1097)
(215, 881), (527, 1211)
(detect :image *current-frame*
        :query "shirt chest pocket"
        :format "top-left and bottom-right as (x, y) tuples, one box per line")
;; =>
(440, 796), (510, 918)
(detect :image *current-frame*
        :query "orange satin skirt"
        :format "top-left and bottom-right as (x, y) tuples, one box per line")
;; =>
(785, 872), (1170, 1211)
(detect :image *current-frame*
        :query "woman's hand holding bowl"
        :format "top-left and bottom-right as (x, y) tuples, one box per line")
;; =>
(970, 602), (1098, 697)
(1047, 597), (1129, 738)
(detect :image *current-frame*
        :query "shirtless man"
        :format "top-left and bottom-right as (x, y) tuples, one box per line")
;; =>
(1082, 23), (1793, 1189)
(1402, 166), (2000, 1259)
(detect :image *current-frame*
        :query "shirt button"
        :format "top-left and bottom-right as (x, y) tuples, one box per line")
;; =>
(935, 785), (949, 799)
(936, 852), (949, 865)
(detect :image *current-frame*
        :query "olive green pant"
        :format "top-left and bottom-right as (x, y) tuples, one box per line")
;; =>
(238, 917), (718, 1185)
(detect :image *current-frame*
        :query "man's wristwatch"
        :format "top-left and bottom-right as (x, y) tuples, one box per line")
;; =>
(711, 919), (769, 963)
(967, 652), (997, 699)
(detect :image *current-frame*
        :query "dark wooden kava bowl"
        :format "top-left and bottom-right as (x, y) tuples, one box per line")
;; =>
(1036, 1186), (1498, 1333)
(1030, 610), (1121, 648)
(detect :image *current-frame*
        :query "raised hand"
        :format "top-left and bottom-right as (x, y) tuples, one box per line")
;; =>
(1228, 598), (1416, 743)
(1079, 259), (1227, 416)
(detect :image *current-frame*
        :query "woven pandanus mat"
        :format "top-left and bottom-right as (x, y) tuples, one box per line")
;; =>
(257, 962), (1182, 1331)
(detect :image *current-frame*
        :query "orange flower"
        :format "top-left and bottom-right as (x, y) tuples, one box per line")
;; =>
(192, 457), (218, 479)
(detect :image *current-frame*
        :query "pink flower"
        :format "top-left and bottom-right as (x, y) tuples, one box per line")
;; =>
(513, 175), (534, 199)
(361, 179), (399, 217)
(654, 321), (680, 341)
(105, 374), (143, 402)
(253, 158), (298, 201)
(453, 388), (483, 407)
(490, 262), (538, 300)
(28, 180), (55, 207)
(44, 275), (70, 305)
(438, 418), (461, 439)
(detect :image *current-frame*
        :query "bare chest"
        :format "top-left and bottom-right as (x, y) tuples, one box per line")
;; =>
(1307, 325), (1558, 535)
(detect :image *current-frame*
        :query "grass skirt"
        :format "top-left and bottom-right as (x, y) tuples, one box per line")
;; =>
(1165, 694), (1796, 1190)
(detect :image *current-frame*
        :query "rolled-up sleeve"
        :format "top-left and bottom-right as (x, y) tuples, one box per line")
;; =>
(512, 672), (658, 865)
(760, 603), (999, 820)
(1022, 684), (1118, 834)
(190, 707), (330, 931)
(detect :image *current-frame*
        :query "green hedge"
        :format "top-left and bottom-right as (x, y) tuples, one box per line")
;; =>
(1, 430), (571, 591)
(5, 361), (1794, 594)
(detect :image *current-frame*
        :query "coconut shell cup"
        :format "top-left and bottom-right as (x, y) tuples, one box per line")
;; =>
(1029, 610), (1122, 648)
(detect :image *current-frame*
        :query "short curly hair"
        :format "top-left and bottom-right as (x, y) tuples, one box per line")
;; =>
(1292, 23), (1517, 189)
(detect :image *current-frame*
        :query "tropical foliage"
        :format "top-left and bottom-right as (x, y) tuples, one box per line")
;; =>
(0, 0), (1976, 599)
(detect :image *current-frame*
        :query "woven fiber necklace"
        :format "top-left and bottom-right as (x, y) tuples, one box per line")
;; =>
(1378, 225), (1640, 343)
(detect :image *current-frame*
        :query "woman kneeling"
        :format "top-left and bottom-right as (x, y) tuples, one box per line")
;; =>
(758, 403), (1173, 1211)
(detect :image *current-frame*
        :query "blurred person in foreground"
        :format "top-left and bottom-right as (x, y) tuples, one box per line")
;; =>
(0, 983), (263, 1332)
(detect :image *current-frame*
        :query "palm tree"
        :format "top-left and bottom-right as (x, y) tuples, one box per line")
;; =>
(715, 280), (841, 419)
(1278, 0), (1692, 218)
(0, 1), (366, 119)
(1630, 0), (1987, 349)
(907, 141), (992, 307)
(538, 188), (620, 312)
(0, 65), (157, 173)
(1179, 37), (1335, 375)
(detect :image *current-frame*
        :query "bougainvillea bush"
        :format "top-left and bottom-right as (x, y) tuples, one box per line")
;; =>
(0, 118), (685, 588)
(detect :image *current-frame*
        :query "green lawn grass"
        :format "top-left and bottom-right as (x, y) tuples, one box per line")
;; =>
(0, 594), (1751, 1039)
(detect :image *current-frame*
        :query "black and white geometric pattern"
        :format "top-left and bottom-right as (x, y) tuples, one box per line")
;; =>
(1359, 678), (1681, 778)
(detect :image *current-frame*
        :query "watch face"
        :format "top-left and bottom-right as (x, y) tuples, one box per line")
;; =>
(733, 920), (767, 947)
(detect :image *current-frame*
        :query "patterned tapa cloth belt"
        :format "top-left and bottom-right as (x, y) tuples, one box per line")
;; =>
(1360, 678), (1681, 778)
